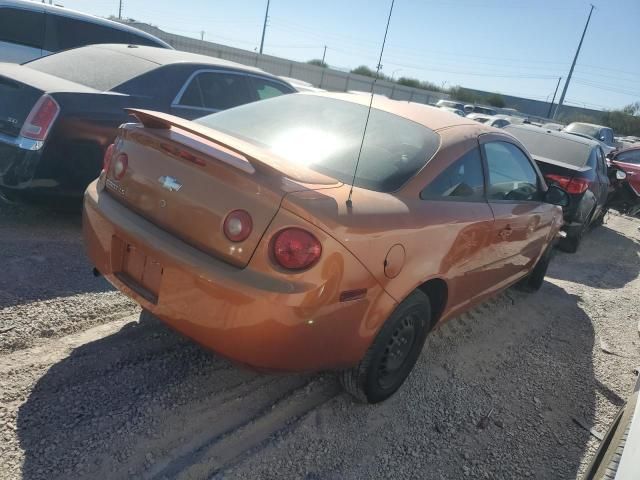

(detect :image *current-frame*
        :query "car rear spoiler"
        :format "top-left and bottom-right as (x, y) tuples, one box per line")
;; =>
(125, 108), (337, 186)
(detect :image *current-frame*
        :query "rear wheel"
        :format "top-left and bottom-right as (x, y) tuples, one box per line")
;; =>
(340, 290), (432, 403)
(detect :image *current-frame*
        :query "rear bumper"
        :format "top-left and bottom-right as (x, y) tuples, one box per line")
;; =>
(0, 137), (42, 191)
(83, 180), (397, 372)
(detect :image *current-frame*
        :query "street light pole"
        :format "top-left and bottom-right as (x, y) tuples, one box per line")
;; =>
(118, 0), (122, 19)
(321, 45), (327, 64)
(259, 0), (270, 55)
(547, 76), (562, 118)
(553, 4), (594, 119)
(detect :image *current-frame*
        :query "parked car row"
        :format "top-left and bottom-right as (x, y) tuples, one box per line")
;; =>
(0, 44), (295, 200)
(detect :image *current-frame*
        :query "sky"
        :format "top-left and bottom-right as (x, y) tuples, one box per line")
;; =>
(56, 0), (639, 111)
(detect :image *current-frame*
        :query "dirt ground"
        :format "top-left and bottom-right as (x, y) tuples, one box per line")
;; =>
(1, 203), (639, 480)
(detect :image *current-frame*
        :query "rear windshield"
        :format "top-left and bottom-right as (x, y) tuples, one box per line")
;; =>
(564, 123), (602, 139)
(506, 127), (592, 167)
(195, 95), (440, 192)
(25, 46), (158, 91)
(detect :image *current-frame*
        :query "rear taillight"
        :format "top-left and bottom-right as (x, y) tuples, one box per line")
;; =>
(223, 210), (253, 242)
(20, 95), (60, 141)
(272, 228), (322, 270)
(102, 143), (115, 173)
(545, 174), (589, 195)
(113, 153), (128, 180)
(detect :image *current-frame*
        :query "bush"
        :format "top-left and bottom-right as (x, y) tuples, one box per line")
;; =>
(448, 86), (480, 104)
(486, 93), (506, 108)
(307, 59), (328, 68)
(351, 65), (376, 77)
(397, 77), (421, 88)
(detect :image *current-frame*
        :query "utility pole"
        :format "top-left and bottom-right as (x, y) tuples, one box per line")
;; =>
(200, 31), (205, 41)
(259, 0), (270, 55)
(321, 45), (327, 64)
(553, 4), (594, 119)
(118, 0), (123, 19)
(547, 76), (562, 118)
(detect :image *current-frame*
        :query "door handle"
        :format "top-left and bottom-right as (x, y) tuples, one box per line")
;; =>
(499, 226), (513, 239)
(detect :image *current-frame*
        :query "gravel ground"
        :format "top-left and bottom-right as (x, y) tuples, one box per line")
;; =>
(0, 203), (638, 480)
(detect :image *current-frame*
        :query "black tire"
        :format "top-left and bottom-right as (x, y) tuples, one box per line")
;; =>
(340, 290), (432, 404)
(516, 246), (552, 292)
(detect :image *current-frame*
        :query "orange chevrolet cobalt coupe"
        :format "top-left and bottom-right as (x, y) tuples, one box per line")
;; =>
(83, 93), (568, 403)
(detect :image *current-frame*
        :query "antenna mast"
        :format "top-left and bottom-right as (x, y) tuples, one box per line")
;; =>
(346, 0), (395, 209)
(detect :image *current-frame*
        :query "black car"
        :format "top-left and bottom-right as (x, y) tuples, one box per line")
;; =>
(506, 124), (610, 253)
(0, 44), (295, 200)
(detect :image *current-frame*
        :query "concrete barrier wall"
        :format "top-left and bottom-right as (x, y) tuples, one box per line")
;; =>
(130, 22), (604, 123)
(129, 23), (449, 106)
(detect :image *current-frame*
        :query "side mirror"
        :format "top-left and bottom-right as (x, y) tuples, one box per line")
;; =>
(616, 169), (627, 181)
(545, 185), (570, 207)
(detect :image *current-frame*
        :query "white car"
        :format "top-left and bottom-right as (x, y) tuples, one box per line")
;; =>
(0, 0), (170, 64)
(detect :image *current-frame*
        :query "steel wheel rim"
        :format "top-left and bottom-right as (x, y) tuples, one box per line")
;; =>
(377, 311), (419, 390)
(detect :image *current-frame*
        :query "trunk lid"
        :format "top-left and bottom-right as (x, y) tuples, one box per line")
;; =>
(0, 63), (98, 137)
(106, 109), (341, 268)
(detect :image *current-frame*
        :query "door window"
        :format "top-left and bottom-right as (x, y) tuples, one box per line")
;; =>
(483, 141), (540, 201)
(0, 7), (45, 49)
(249, 77), (293, 100)
(595, 148), (607, 176)
(177, 72), (252, 111)
(420, 148), (485, 201)
(616, 150), (640, 165)
(44, 15), (131, 52)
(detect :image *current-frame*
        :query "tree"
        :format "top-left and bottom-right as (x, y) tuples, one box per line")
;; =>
(486, 93), (506, 108)
(397, 77), (421, 88)
(307, 59), (328, 68)
(448, 86), (480, 104)
(351, 65), (376, 77)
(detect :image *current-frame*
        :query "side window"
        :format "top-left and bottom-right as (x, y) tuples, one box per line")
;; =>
(249, 77), (293, 100)
(420, 148), (485, 201)
(44, 15), (131, 52)
(616, 150), (640, 165)
(595, 148), (607, 175)
(177, 72), (252, 111)
(0, 7), (45, 49)
(129, 33), (164, 48)
(483, 141), (540, 202)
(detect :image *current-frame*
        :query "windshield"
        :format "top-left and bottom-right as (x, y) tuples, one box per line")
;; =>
(564, 123), (602, 139)
(26, 46), (158, 91)
(196, 95), (440, 192)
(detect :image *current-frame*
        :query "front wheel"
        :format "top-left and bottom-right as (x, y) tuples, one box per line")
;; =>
(340, 290), (432, 403)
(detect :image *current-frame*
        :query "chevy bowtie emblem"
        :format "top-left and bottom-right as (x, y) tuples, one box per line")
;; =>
(158, 176), (182, 192)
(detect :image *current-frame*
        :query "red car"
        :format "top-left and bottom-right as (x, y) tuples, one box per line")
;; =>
(608, 147), (640, 217)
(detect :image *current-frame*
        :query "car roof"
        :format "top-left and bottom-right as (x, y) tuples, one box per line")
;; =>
(0, 0), (171, 48)
(508, 124), (601, 147)
(64, 44), (282, 79)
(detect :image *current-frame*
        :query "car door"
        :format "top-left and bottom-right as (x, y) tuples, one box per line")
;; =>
(594, 147), (610, 212)
(480, 135), (555, 288)
(418, 145), (496, 313)
(613, 149), (640, 196)
(170, 70), (253, 120)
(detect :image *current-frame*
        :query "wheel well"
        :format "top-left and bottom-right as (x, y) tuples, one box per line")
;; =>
(417, 278), (448, 325)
